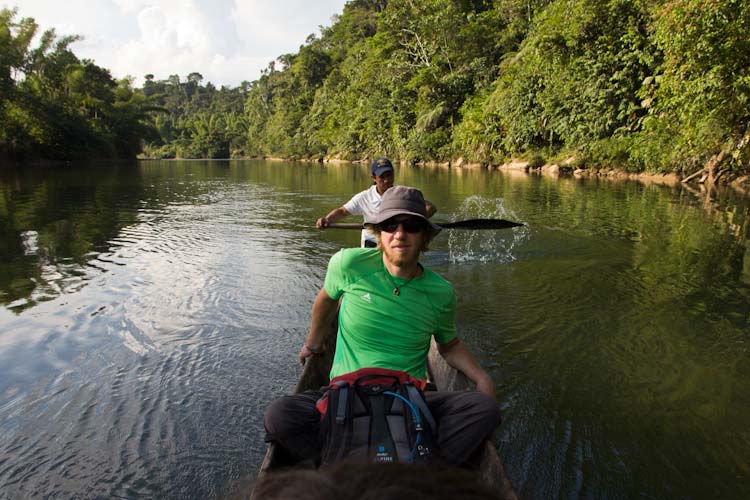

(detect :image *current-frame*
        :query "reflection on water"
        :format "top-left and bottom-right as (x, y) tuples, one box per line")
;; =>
(0, 160), (749, 499)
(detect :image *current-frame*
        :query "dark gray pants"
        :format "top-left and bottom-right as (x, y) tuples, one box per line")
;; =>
(264, 389), (501, 467)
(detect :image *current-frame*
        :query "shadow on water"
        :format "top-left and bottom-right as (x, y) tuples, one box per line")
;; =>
(0, 160), (748, 499)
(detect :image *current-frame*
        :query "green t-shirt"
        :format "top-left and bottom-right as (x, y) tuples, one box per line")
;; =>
(324, 248), (457, 379)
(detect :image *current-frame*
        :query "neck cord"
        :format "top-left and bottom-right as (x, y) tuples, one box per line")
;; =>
(383, 261), (422, 296)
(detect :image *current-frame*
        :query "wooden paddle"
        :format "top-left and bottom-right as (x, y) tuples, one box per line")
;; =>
(327, 218), (524, 230)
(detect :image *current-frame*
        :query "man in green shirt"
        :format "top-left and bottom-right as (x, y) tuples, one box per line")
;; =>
(265, 186), (501, 466)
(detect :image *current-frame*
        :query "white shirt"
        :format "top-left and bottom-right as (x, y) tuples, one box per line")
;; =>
(343, 185), (383, 246)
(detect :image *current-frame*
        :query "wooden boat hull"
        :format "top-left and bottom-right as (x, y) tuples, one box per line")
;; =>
(251, 333), (518, 499)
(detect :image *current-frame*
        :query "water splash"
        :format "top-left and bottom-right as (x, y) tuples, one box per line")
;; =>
(446, 196), (528, 263)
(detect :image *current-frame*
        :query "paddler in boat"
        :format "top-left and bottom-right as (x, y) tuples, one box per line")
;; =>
(315, 157), (437, 247)
(265, 186), (501, 467)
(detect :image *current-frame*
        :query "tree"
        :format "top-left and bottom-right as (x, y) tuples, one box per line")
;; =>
(0, 9), (158, 160)
(638, 0), (750, 174)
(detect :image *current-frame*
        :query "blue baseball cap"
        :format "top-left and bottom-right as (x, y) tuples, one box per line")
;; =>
(371, 157), (394, 177)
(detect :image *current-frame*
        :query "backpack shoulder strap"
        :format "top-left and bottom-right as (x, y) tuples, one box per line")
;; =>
(320, 381), (352, 466)
(405, 384), (437, 432)
(335, 382), (349, 424)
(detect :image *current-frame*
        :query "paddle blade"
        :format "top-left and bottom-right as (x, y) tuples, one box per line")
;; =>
(438, 218), (524, 230)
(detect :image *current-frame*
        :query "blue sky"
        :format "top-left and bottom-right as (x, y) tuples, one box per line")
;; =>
(4, 0), (349, 87)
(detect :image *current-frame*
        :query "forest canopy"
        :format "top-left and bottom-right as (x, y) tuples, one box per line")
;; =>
(0, 8), (159, 160)
(2, 1), (750, 177)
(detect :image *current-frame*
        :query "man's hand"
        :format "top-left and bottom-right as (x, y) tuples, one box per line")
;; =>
(474, 374), (497, 401)
(438, 338), (497, 401)
(298, 344), (323, 366)
(316, 207), (350, 230)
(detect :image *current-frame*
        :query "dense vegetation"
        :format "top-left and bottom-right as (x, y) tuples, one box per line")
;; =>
(2, 1), (750, 178)
(0, 8), (159, 160)
(139, 73), (249, 159)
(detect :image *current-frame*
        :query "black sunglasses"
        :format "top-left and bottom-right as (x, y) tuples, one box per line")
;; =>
(379, 217), (427, 234)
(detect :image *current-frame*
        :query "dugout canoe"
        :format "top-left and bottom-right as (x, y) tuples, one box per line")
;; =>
(250, 332), (518, 500)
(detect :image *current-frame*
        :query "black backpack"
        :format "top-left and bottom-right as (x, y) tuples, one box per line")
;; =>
(318, 368), (438, 466)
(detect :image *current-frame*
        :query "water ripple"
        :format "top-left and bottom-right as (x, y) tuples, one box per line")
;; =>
(1, 162), (748, 499)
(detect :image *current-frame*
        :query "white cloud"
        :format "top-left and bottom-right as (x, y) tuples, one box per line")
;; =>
(3, 0), (348, 87)
(113, 0), (150, 14)
(233, 0), (330, 49)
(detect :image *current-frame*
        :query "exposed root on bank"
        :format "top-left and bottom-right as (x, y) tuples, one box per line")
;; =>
(681, 125), (750, 189)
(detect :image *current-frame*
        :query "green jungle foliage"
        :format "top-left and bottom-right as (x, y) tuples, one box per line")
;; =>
(2, 1), (750, 176)
(139, 73), (249, 159)
(0, 8), (159, 160)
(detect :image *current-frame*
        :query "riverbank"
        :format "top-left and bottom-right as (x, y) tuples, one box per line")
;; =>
(131, 153), (750, 197)
(262, 154), (750, 198)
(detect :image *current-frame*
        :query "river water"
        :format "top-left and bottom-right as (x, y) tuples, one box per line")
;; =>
(0, 160), (748, 499)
